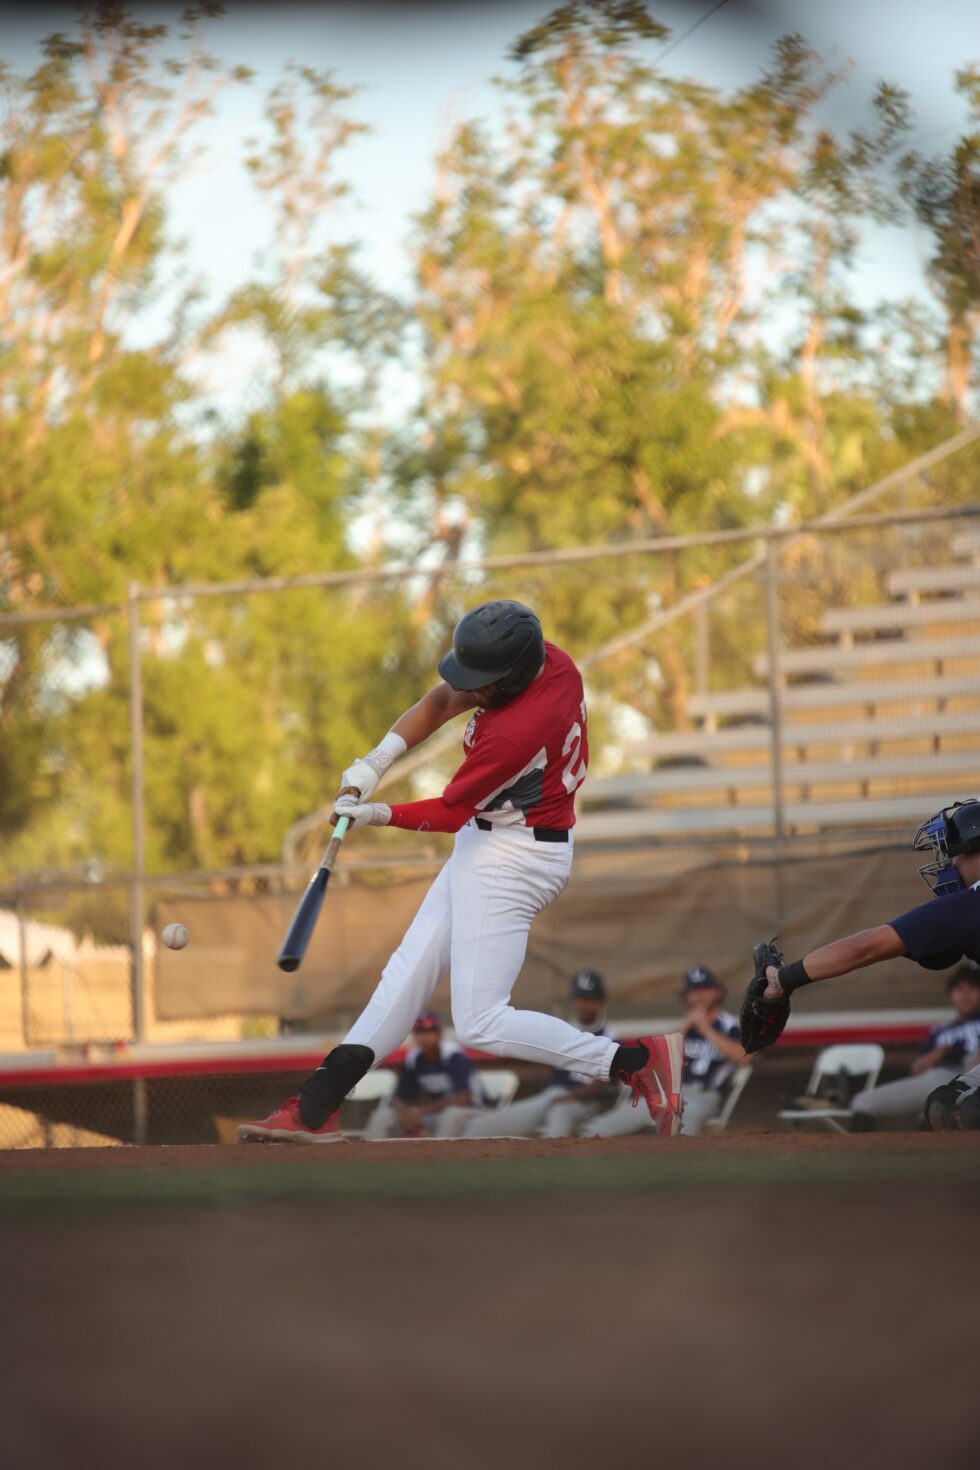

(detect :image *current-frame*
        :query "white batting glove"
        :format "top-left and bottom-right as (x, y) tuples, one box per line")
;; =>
(331, 795), (392, 830)
(340, 731), (407, 799)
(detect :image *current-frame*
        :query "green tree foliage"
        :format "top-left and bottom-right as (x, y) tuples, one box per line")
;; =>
(900, 66), (980, 424)
(399, 4), (931, 726)
(0, 1), (977, 878)
(0, 5), (415, 878)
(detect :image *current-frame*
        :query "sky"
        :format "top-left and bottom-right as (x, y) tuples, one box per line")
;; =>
(2, 0), (977, 409)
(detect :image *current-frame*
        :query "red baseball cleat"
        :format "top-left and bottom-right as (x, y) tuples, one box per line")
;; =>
(620, 1033), (685, 1137)
(237, 1096), (343, 1144)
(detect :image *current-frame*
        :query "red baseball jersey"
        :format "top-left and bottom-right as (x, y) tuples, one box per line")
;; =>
(388, 642), (588, 833)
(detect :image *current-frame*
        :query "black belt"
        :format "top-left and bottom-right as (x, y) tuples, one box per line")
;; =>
(474, 817), (569, 843)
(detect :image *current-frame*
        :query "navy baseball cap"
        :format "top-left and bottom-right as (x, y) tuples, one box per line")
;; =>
(570, 969), (607, 1001)
(412, 1010), (442, 1033)
(683, 965), (722, 992)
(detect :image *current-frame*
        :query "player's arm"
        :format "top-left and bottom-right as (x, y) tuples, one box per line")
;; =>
(335, 729), (531, 834)
(338, 684), (477, 804)
(764, 925), (907, 999)
(688, 1011), (749, 1062)
(909, 1041), (954, 1076)
(741, 926), (908, 1055)
(391, 684), (479, 750)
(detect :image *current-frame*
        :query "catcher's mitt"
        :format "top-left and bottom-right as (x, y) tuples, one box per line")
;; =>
(738, 938), (787, 1055)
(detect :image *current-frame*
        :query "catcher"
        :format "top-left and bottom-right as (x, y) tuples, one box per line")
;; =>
(739, 800), (980, 1131)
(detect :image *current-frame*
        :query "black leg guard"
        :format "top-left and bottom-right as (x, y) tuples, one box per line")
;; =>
(299, 1044), (374, 1129)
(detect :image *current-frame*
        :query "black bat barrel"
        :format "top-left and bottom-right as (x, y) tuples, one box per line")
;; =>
(277, 865), (331, 972)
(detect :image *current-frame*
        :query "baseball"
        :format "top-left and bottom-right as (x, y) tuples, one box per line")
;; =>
(161, 922), (189, 950)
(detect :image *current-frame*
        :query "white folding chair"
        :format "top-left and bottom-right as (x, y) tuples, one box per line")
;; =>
(343, 1068), (398, 1137)
(705, 1064), (752, 1131)
(476, 1069), (520, 1108)
(348, 1069), (398, 1103)
(778, 1044), (885, 1133)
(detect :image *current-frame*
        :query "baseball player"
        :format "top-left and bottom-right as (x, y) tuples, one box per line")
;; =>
(364, 1011), (483, 1139)
(240, 601), (683, 1144)
(847, 966), (980, 1129)
(580, 965), (748, 1138)
(738, 799), (980, 1130)
(458, 968), (619, 1139)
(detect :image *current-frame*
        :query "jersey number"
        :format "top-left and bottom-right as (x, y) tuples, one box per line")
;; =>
(561, 721), (587, 794)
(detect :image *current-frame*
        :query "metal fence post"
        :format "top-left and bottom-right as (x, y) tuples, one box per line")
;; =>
(765, 537), (787, 925)
(127, 582), (147, 1054)
(695, 599), (710, 697)
(16, 886), (31, 1048)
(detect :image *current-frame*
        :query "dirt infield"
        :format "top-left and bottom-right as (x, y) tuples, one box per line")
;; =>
(2, 1127), (977, 1172)
(3, 1134), (978, 1470)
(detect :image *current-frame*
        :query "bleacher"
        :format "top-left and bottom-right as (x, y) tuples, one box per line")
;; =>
(579, 523), (980, 841)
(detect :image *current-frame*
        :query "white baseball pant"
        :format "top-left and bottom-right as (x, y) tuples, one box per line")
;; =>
(343, 821), (618, 1079)
(364, 1101), (478, 1140)
(581, 1081), (722, 1137)
(850, 1066), (959, 1125)
(459, 1085), (604, 1139)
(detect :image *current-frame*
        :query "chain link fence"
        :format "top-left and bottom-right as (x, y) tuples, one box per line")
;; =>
(0, 1044), (928, 1149)
(1, 435), (978, 1146)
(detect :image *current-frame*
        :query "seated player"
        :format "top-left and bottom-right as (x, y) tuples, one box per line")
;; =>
(459, 969), (619, 1138)
(739, 799), (980, 1130)
(848, 966), (980, 1130)
(581, 964), (748, 1138)
(365, 1010), (482, 1139)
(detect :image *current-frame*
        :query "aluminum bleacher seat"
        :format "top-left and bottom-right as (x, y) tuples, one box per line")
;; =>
(821, 597), (980, 635)
(583, 749), (980, 802)
(576, 794), (950, 841)
(623, 708), (980, 762)
(687, 673), (980, 721)
(887, 564), (980, 598)
(750, 632), (980, 679)
(581, 532), (980, 843)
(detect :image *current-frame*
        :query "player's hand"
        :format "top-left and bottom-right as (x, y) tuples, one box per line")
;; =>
(330, 795), (392, 830)
(340, 732), (408, 799)
(340, 756), (382, 801)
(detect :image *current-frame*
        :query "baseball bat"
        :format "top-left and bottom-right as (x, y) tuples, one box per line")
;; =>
(277, 789), (357, 973)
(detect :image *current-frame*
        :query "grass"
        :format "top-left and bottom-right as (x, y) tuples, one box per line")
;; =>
(0, 1144), (977, 1219)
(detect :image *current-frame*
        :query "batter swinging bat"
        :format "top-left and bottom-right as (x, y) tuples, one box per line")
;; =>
(277, 789), (357, 973)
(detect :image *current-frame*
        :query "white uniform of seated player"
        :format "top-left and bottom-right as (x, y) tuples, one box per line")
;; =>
(849, 967), (980, 1130)
(459, 969), (618, 1138)
(366, 1010), (483, 1139)
(582, 966), (748, 1138)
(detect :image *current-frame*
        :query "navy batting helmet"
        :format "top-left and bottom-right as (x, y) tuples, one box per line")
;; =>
(438, 601), (545, 703)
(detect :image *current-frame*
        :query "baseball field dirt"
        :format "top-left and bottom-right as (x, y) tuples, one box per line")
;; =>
(2, 1133), (977, 1470)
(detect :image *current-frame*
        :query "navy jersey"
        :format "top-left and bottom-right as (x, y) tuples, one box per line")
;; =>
(889, 881), (980, 970)
(550, 1025), (614, 1090)
(396, 1040), (481, 1105)
(917, 1013), (980, 1069)
(683, 1009), (741, 1092)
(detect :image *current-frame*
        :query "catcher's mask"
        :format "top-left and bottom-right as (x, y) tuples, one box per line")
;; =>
(913, 800), (980, 897)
